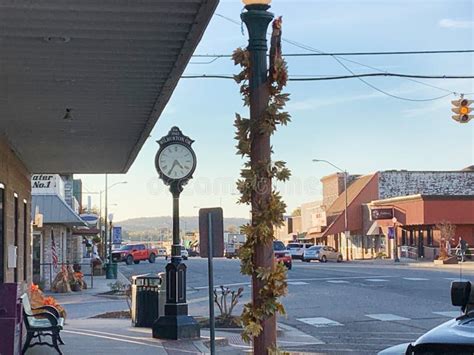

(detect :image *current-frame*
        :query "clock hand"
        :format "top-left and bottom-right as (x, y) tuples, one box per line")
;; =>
(176, 160), (184, 169)
(168, 160), (178, 175)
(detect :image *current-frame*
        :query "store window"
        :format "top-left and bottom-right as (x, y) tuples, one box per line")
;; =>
(23, 200), (28, 281)
(0, 183), (4, 284)
(14, 193), (18, 283)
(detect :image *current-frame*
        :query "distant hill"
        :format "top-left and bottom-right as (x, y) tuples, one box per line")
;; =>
(117, 216), (249, 233)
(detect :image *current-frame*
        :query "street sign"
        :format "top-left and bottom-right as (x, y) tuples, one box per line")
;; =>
(199, 208), (224, 257)
(112, 226), (122, 244)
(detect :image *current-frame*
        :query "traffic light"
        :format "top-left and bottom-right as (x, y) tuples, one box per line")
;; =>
(451, 97), (473, 123)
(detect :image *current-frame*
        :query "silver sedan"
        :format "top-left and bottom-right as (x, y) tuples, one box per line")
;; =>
(303, 245), (343, 263)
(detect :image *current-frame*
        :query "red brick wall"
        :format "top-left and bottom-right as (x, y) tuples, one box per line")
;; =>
(321, 173), (345, 208)
(0, 137), (31, 284)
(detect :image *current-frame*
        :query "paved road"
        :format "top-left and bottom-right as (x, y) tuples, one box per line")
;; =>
(119, 258), (473, 354)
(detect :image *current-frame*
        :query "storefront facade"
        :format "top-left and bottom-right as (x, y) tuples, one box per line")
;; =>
(369, 195), (474, 261)
(321, 169), (474, 260)
(0, 137), (31, 285)
(31, 175), (86, 288)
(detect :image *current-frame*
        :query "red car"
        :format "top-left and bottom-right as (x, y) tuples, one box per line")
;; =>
(111, 243), (158, 265)
(273, 241), (292, 270)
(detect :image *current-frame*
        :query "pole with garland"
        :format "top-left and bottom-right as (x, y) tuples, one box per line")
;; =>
(236, 0), (291, 353)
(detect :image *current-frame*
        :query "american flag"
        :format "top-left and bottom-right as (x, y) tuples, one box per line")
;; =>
(51, 229), (58, 270)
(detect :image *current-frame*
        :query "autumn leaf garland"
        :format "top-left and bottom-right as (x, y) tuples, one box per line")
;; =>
(232, 45), (291, 344)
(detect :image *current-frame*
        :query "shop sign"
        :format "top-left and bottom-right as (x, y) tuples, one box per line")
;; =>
(371, 208), (393, 220)
(80, 214), (99, 227)
(31, 174), (65, 198)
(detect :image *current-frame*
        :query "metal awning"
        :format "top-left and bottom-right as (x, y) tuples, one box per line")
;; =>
(0, 0), (218, 173)
(32, 194), (87, 226)
(367, 221), (381, 236)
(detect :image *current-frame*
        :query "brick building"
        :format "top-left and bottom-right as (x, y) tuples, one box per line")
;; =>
(320, 170), (474, 260)
(0, 138), (31, 285)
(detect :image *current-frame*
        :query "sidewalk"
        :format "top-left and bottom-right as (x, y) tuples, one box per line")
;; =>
(25, 318), (321, 355)
(28, 269), (321, 354)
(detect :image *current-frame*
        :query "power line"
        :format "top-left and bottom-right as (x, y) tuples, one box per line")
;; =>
(192, 49), (474, 59)
(181, 73), (474, 80)
(213, 12), (472, 101)
(280, 37), (463, 99)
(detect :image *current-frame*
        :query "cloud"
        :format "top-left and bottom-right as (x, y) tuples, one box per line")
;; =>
(439, 19), (473, 29)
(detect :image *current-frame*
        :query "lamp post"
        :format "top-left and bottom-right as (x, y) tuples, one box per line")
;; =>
(108, 213), (114, 257)
(392, 217), (400, 262)
(241, 1), (274, 353)
(101, 178), (127, 261)
(313, 159), (349, 260)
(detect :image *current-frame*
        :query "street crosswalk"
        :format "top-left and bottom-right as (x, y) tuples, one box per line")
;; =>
(297, 310), (460, 328)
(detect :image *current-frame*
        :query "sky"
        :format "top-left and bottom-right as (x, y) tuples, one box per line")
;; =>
(78, 0), (474, 222)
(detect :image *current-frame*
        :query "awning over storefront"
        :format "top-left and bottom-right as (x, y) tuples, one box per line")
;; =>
(366, 221), (381, 236)
(72, 227), (100, 236)
(0, 0), (218, 173)
(32, 194), (87, 226)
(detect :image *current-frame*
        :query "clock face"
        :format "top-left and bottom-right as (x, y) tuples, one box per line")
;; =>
(157, 144), (195, 180)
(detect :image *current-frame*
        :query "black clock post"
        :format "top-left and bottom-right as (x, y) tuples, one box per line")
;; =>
(152, 127), (200, 340)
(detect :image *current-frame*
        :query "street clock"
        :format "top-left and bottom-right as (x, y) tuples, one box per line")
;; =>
(155, 127), (197, 190)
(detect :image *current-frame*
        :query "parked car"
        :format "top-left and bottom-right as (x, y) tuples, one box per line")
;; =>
(287, 242), (313, 260)
(303, 245), (343, 263)
(379, 281), (474, 354)
(181, 246), (189, 260)
(274, 241), (292, 270)
(225, 243), (240, 259)
(156, 248), (167, 257)
(111, 243), (158, 265)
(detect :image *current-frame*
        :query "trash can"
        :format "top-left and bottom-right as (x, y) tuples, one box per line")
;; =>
(105, 263), (117, 280)
(131, 274), (164, 327)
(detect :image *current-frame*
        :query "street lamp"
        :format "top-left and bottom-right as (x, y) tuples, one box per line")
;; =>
(392, 217), (400, 262)
(312, 159), (349, 260)
(103, 176), (127, 262)
(241, 0), (274, 353)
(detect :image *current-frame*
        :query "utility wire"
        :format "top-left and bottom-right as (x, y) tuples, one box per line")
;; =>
(181, 73), (474, 80)
(192, 49), (474, 59)
(213, 12), (472, 100)
(280, 37), (463, 99)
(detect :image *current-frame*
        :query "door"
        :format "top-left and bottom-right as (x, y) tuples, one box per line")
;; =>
(328, 247), (337, 260)
(139, 244), (147, 259)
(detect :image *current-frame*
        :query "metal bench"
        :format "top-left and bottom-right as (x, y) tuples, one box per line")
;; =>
(20, 294), (65, 355)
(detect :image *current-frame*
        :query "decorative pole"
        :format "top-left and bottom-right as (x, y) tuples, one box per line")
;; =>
(241, 1), (275, 353)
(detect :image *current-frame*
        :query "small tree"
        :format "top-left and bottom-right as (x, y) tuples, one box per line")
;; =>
(214, 286), (244, 322)
(436, 221), (456, 260)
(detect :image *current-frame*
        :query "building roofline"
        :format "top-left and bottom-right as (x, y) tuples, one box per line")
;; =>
(371, 194), (474, 205)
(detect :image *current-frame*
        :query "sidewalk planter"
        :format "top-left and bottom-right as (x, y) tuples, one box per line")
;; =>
(93, 266), (105, 276)
(434, 256), (458, 265)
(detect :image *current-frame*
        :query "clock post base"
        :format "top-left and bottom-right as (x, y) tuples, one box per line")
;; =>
(152, 314), (200, 340)
(152, 259), (200, 340)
